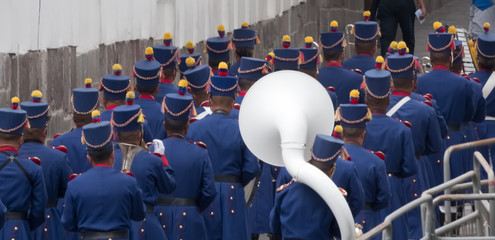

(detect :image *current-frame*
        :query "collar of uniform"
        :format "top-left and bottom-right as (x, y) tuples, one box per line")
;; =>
(433, 65), (449, 70)
(213, 109), (229, 116)
(211, 69), (219, 74)
(200, 100), (210, 107)
(139, 95), (155, 100)
(358, 53), (372, 56)
(392, 91), (410, 96)
(326, 61), (342, 67)
(106, 105), (118, 110)
(94, 164), (111, 168)
(168, 133), (185, 139)
(160, 79), (172, 84)
(479, 68), (492, 72)
(23, 139), (43, 144)
(239, 91), (248, 97)
(0, 146), (18, 153)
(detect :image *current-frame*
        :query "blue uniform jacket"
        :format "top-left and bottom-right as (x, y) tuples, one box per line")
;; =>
(187, 113), (259, 185)
(389, 94), (443, 155)
(114, 147), (176, 205)
(114, 145), (175, 240)
(344, 143), (390, 237)
(51, 128), (92, 174)
(20, 142), (72, 204)
(156, 82), (178, 104)
(363, 114), (416, 240)
(363, 114), (417, 177)
(186, 112), (259, 240)
(270, 181), (339, 239)
(343, 54), (376, 73)
(410, 93), (448, 139)
(0, 148), (47, 235)
(332, 158), (365, 217)
(135, 97), (166, 140)
(61, 165), (145, 232)
(417, 67), (474, 125)
(470, 70), (494, 117)
(155, 137), (216, 240)
(0, 199), (5, 230)
(317, 63), (365, 104)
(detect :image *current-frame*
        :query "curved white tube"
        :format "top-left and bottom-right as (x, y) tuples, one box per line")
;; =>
(281, 145), (356, 240)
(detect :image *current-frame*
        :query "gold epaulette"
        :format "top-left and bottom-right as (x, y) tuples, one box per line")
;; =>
(276, 179), (295, 193)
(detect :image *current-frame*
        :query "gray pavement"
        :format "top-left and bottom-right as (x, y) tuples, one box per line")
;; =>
(414, 0), (471, 57)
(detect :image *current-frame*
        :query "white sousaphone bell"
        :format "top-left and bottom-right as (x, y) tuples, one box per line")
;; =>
(239, 70), (356, 239)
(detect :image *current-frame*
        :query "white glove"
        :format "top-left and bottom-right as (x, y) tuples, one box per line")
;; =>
(152, 139), (165, 155)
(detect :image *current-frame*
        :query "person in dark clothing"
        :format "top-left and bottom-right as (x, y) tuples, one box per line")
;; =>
(370, 0), (426, 56)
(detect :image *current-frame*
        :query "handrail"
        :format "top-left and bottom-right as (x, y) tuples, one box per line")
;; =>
(444, 138), (495, 236)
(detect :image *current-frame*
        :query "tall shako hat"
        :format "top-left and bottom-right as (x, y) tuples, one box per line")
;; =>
(72, 78), (99, 115)
(273, 35), (300, 71)
(163, 80), (195, 121)
(205, 25), (232, 63)
(101, 64), (130, 100)
(134, 47), (162, 90)
(335, 90), (372, 128)
(364, 56), (392, 99)
(311, 134), (344, 166)
(20, 90), (50, 128)
(153, 32), (179, 69)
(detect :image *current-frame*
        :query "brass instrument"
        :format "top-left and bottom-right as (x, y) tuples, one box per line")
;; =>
(419, 56), (432, 74)
(117, 142), (144, 173)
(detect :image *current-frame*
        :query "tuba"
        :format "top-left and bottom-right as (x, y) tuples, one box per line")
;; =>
(118, 142), (144, 173)
(419, 56), (432, 74)
(239, 70), (356, 239)
(345, 24), (355, 59)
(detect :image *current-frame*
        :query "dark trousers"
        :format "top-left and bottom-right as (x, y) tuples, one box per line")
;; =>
(379, 12), (415, 56)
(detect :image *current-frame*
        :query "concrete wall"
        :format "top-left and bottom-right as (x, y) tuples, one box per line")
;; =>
(0, 0), (374, 138)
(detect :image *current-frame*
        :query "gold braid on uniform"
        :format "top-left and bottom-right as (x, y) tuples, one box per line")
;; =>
(386, 59), (415, 73)
(100, 78), (131, 93)
(237, 63), (268, 74)
(71, 95), (99, 115)
(82, 130), (113, 149)
(273, 52), (300, 62)
(210, 81), (239, 92)
(27, 106), (50, 119)
(133, 66), (162, 80)
(354, 26), (381, 41)
(427, 35), (454, 52)
(311, 147), (342, 163)
(110, 109), (143, 128)
(0, 118), (28, 133)
(162, 97), (194, 117)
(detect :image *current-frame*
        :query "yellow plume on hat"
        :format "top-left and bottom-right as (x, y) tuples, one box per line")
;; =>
(137, 113), (145, 123)
(126, 91), (135, 100)
(363, 11), (371, 17)
(112, 64), (122, 71)
(91, 110), (100, 119)
(469, 39), (475, 48)
(242, 22), (248, 28)
(163, 32), (172, 40)
(85, 78), (92, 85)
(218, 25), (225, 32)
(484, 22), (491, 29)
(350, 89), (360, 99)
(185, 41), (194, 49)
(218, 62), (228, 70)
(186, 57), (196, 67)
(389, 41), (398, 49)
(376, 56), (384, 64)
(397, 41), (407, 50)
(330, 20), (338, 28)
(334, 125), (343, 133)
(305, 36), (314, 44)
(178, 79), (188, 88)
(145, 47), (154, 55)
(11, 96), (20, 104)
(268, 52), (275, 58)
(433, 21), (443, 31)
(31, 90), (42, 99)
(282, 35), (291, 42)
(448, 26), (457, 34)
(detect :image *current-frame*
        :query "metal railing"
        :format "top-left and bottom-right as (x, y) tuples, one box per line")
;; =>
(357, 138), (495, 240)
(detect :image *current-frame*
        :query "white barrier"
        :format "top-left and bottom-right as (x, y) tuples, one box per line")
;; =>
(0, 0), (305, 54)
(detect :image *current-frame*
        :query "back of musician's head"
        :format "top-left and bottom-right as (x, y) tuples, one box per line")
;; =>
(430, 51), (451, 67)
(308, 159), (335, 177)
(355, 41), (377, 56)
(209, 94), (234, 110)
(365, 94), (390, 112)
(0, 132), (22, 146)
(235, 47), (254, 59)
(342, 127), (366, 141)
(87, 146), (113, 164)
(478, 55), (495, 71)
(72, 113), (93, 127)
(164, 118), (189, 135)
(322, 49), (343, 62)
